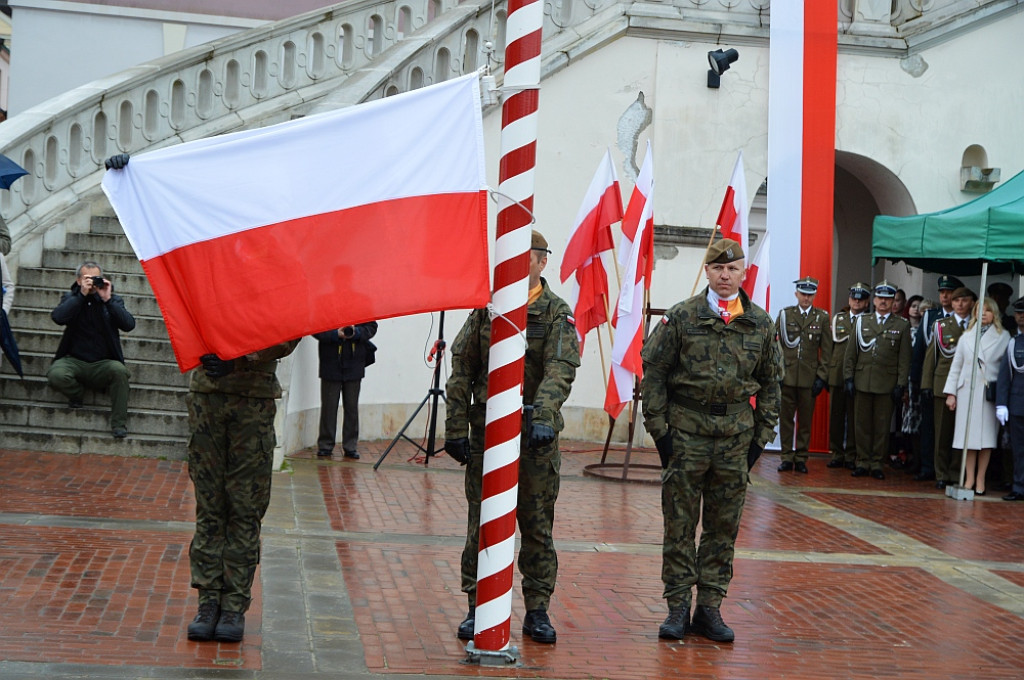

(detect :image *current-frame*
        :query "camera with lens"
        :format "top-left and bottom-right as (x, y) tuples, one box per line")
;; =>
(91, 275), (107, 289)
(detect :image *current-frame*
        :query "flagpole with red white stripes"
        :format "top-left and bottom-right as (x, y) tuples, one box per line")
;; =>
(470, 0), (544, 661)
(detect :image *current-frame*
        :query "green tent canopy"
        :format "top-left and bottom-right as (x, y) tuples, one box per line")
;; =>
(872, 167), (1024, 276)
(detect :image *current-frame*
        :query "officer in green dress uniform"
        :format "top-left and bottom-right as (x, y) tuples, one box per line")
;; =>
(777, 276), (832, 472)
(827, 283), (871, 469)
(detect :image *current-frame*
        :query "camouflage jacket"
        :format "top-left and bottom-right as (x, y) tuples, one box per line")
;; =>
(641, 287), (783, 447)
(776, 305), (832, 388)
(445, 278), (580, 439)
(189, 340), (300, 399)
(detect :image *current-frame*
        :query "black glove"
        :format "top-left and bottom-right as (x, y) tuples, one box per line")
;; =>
(920, 388), (933, 401)
(104, 153), (130, 170)
(655, 433), (673, 470)
(747, 441), (763, 471)
(891, 385), (904, 403)
(811, 377), (827, 397)
(444, 437), (470, 465)
(200, 354), (235, 379)
(529, 422), (556, 449)
(844, 378), (855, 397)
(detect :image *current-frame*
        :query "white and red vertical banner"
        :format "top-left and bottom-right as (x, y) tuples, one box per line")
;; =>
(742, 231), (770, 310)
(102, 73), (489, 372)
(562, 149), (622, 352)
(716, 151), (749, 252)
(768, 0), (837, 452)
(619, 140), (653, 270)
(605, 183), (654, 419)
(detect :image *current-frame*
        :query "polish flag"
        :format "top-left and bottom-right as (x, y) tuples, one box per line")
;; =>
(103, 74), (490, 372)
(717, 150), (748, 255)
(605, 184), (653, 418)
(619, 140), (653, 275)
(562, 150), (623, 351)
(742, 231), (770, 311)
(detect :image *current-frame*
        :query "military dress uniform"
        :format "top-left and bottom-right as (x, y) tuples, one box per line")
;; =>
(642, 238), (783, 643)
(843, 282), (911, 477)
(445, 272), (579, 642)
(922, 306), (971, 486)
(827, 283), (871, 468)
(996, 298), (1024, 501)
(776, 277), (832, 470)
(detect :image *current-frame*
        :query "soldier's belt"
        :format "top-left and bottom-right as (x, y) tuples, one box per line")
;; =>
(670, 394), (751, 416)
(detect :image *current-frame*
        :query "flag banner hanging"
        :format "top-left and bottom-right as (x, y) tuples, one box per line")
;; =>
(619, 140), (652, 270)
(743, 231), (770, 310)
(717, 150), (749, 253)
(103, 74), (490, 372)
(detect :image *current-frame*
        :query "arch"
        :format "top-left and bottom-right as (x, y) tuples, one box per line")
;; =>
(281, 41), (298, 88)
(197, 68), (215, 118)
(339, 23), (354, 68)
(409, 66), (424, 90)
(253, 50), (269, 97)
(68, 123), (83, 176)
(21, 149), (36, 204)
(494, 10), (508, 60)
(463, 29), (479, 72)
(144, 89), (160, 137)
(170, 79), (187, 129)
(428, 0), (442, 22)
(44, 135), (59, 186)
(397, 6), (413, 38)
(92, 111), (108, 162)
(309, 32), (326, 78)
(224, 59), (242, 107)
(367, 14), (384, 57)
(385, 84), (400, 97)
(118, 100), (133, 148)
(434, 47), (451, 84)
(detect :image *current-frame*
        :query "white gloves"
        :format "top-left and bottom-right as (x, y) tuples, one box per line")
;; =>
(996, 405), (1009, 426)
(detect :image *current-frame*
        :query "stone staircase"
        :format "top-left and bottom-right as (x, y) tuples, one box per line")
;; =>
(0, 215), (190, 458)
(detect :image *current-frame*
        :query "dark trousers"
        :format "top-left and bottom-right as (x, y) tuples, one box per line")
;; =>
(829, 387), (855, 463)
(855, 391), (894, 472)
(47, 356), (130, 429)
(781, 385), (815, 462)
(318, 379), (362, 454)
(1010, 415), (1024, 494)
(933, 397), (956, 482)
(917, 394), (935, 476)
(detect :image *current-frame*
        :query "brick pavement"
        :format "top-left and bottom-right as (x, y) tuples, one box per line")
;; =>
(1, 442), (1023, 679)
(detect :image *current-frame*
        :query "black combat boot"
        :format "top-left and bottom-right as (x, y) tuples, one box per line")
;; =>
(457, 606), (475, 640)
(213, 610), (245, 642)
(186, 602), (220, 641)
(658, 606), (689, 640)
(522, 609), (556, 643)
(690, 605), (735, 642)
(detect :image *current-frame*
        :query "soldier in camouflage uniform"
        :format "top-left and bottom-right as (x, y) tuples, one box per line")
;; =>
(444, 230), (579, 645)
(922, 286), (975, 487)
(776, 276), (832, 472)
(641, 238), (782, 644)
(843, 281), (911, 479)
(185, 340), (299, 643)
(827, 283), (871, 468)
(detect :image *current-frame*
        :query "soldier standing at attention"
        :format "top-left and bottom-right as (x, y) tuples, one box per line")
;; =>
(184, 341), (299, 643)
(922, 286), (976, 488)
(776, 276), (832, 473)
(444, 230), (580, 644)
(827, 283), (871, 469)
(641, 238), (783, 643)
(844, 281), (912, 480)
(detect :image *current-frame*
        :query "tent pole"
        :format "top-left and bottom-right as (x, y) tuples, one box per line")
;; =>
(950, 261), (988, 501)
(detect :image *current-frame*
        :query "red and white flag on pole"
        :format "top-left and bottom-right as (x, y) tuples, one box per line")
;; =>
(605, 184), (654, 418)
(619, 140), (653, 271)
(102, 74), (490, 372)
(742, 231), (770, 311)
(717, 150), (749, 252)
(561, 149), (622, 352)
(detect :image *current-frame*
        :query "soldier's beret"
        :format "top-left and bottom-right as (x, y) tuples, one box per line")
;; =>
(951, 286), (977, 301)
(705, 238), (744, 265)
(531, 230), (551, 253)
(874, 280), (897, 298)
(1013, 297), (1024, 312)
(794, 276), (818, 294)
(937, 275), (964, 291)
(849, 282), (871, 300)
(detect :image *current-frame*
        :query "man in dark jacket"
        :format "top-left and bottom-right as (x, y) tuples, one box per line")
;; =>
(46, 261), (136, 437)
(313, 322), (378, 459)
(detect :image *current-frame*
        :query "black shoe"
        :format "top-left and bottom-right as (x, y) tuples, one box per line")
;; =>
(457, 607), (475, 641)
(777, 461), (794, 472)
(871, 469), (886, 480)
(1002, 492), (1024, 501)
(187, 602), (220, 641)
(996, 482), (1014, 492)
(213, 610), (245, 642)
(112, 427), (127, 439)
(975, 489), (986, 496)
(316, 449), (333, 459)
(689, 605), (734, 643)
(343, 450), (360, 460)
(826, 459), (845, 469)
(936, 480), (948, 489)
(69, 398), (84, 409)
(795, 462), (808, 474)
(658, 606), (689, 640)
(844, 461), (856, 470)
(522, 609), (556, 643)
(913, 472), (935, 481)
(851, 467), (869, 477)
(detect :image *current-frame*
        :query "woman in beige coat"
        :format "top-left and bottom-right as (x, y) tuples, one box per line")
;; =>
(943, 297), (1010, 494)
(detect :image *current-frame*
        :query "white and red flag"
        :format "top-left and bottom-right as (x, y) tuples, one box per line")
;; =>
(561, 149), (622, 351)
(742, 231), (770, 311)
(619, 140), (653, 275)
(102, 74), (490, 372)
(605, 183), (654, 419)
(716, 150), (749, 253)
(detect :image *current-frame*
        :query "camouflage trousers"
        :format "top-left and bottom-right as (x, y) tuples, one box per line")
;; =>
(461, 427), (560, 612)
(661, 427), (751, 609)
(186, 392), (276, 613)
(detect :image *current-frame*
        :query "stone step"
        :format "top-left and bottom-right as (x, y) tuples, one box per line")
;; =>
(17, 268), (154, 296)
(12, 286), (164, 318)
(65, 231), (138, 256)
(13, 352), (188, 387)
(14, 305), (169, 339)
(42, 249), (145, 276)
(90, 215), (126, 236)
(0, 399), (190, 438)
(2, 427), (187, 459)
(15, 327), (177, 362)
(0, 373), (188, 411)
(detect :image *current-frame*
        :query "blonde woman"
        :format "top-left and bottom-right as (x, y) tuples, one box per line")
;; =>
(943, 297), (1010, 494)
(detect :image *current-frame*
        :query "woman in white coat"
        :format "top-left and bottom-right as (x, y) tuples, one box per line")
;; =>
(943, 297), (1011, 494)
